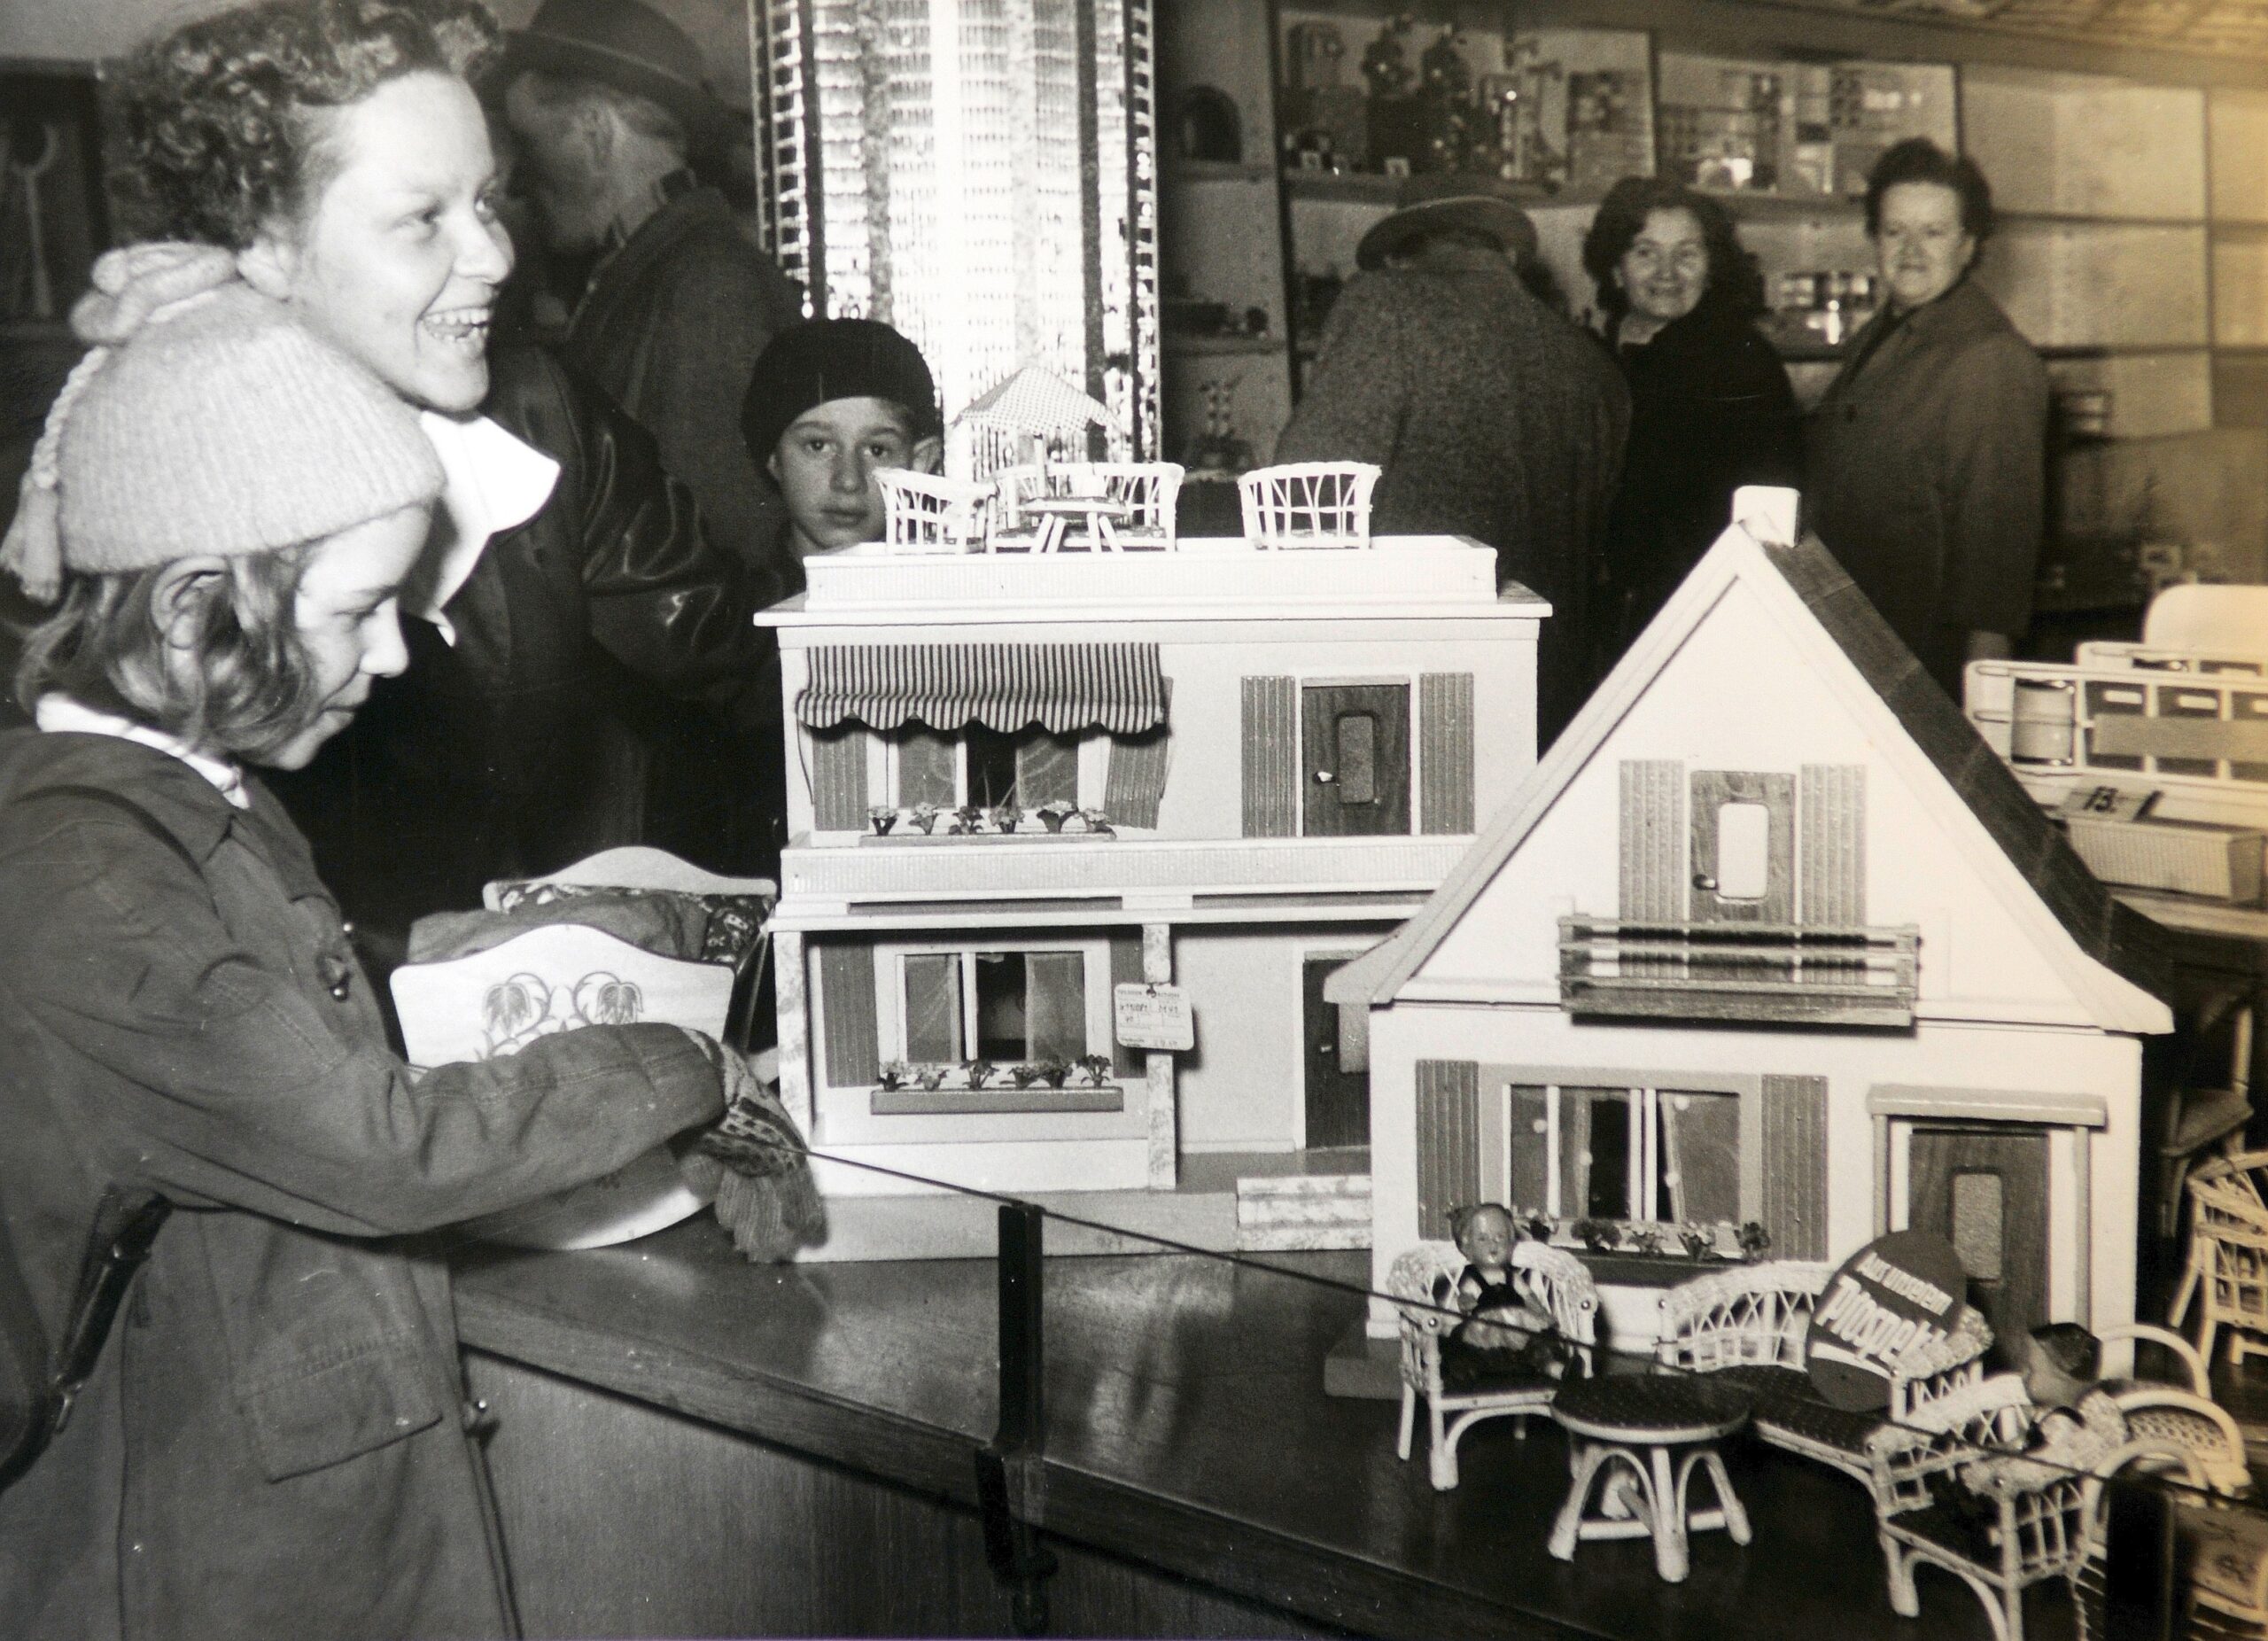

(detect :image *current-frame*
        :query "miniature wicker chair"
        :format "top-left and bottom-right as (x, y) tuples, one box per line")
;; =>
(875, 469), (992, 554)
(986, 463), (1051, 551)
(2171, 1159), (2268, 1369)
(1862, 1374), (2073, 1641)
(1237, 462), (1380, 550)
(2081, 1321), (2254, 1500)
(1655, 1260), (1994, 1482)
(1388, 1238), (1598, 1491)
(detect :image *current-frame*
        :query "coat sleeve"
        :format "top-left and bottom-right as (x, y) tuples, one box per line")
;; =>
(1935, 332), (2049, 638)
(3, 810), (726, 1238)
(1271, 274), (1410, 468)
(607, 242), (804, 593)
(538, 353), (781, 730)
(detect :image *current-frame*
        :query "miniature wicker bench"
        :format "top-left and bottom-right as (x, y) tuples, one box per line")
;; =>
(1655, 1259), (1995, 1482)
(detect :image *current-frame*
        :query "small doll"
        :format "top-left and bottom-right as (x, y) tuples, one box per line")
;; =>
(1434, 1203), (1573, 1388)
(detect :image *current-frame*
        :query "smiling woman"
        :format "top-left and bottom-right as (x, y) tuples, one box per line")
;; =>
(1580, 175), (1800, 667)
(111, 0), (787, 938)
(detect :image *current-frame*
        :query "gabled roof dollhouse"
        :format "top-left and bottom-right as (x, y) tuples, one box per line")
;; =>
(1331, 509), (2173, 1353)
(757, 515), (1547, 1260)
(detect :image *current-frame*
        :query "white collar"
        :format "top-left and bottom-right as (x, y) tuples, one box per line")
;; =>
(35, 695), (250, 808)
(402, 412), (561, 644)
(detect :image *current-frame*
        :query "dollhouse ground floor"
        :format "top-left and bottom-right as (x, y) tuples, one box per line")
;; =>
(769, 907), (1418, 1261)
(1362, 1006), (2148, 1360)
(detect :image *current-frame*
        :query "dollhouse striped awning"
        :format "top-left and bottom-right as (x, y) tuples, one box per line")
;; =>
(796, 642), (1167, 735)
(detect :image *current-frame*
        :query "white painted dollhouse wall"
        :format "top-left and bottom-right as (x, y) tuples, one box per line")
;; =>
(1172, 924), (1382, 1152)
(1363, 556), (2156, 1346)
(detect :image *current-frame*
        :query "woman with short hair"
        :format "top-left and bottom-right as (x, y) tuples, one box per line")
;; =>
(111, 0), (780, 957)
(1581, 175), (1801, 664)
(1804, 138), (2049, 696)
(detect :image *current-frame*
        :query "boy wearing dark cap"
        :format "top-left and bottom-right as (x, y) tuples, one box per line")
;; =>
(741, 318), (943, 590)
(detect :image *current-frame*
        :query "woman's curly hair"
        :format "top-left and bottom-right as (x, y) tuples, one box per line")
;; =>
(117, 0), (502, 249)
(1581, 175), (1767, 326)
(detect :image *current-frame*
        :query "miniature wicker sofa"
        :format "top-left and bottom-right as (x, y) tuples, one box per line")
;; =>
(1656, 1259), (1995, 1482)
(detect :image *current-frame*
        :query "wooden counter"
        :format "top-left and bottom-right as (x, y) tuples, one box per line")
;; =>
(455, 1219), (2033, 1640)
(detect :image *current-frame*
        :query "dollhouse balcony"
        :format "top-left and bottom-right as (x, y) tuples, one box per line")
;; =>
(1557, 917), (1922, 1028)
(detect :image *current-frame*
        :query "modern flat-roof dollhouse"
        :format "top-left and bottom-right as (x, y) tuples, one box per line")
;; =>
(1331, 503), (2174, 1353)
(756, 463), (1547, 1258)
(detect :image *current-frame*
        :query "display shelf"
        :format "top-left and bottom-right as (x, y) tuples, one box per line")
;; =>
(1165, 0), (2266, 459)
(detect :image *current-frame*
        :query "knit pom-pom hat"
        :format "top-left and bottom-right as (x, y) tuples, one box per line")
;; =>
(1, 242), (443, 603)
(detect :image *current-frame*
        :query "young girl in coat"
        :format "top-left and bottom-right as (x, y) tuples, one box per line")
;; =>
(0, 245), (775, 1640)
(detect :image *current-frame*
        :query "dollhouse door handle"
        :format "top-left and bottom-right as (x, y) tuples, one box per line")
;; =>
(1313, 769), (1336, 784)
(1692, 873), (1718, 890)
(1317, 1040), (1335, 1056)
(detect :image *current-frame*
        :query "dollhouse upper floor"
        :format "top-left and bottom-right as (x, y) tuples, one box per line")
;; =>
(1332, 525), (2172, 1038)
(755, 534), (1547, 899)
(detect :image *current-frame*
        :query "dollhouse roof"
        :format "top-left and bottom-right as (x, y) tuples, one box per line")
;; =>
(1329, 525), (2172, 1031)
(953, 365), (1122, 435)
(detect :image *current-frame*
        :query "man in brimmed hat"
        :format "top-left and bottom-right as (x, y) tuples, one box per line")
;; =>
(1277, 173), (1627, 743)
(502, 0), (803, 874)
(502, 0), (801, 582)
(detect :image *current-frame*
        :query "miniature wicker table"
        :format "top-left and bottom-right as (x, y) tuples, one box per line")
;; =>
(1547, 1374), (1756, 1583)
(1022, 495), (1133, 552)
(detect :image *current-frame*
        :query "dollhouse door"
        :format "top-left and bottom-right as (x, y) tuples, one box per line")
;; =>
(1687, 770), (1795, 923)
(1301, 683), (1410, 836)
(1302, 956), (1370, 1147)
(1908, 1125), (2050, 1357)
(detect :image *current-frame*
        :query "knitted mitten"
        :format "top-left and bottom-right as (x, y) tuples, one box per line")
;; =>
(680, 1048), (824, 1262)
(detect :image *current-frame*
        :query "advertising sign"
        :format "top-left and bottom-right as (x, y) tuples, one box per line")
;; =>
(1804, 1230), (1969, 1412)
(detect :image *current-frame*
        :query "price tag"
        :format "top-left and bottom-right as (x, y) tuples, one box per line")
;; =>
(1114, 984), (1193, 1052)
(2058, 783), (2157, 824)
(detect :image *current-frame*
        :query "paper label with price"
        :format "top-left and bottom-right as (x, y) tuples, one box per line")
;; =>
(1114, 984), (1193, 1051)
(2057, 783), (2157, 824)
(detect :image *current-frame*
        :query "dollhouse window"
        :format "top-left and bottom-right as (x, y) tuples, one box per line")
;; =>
(1712, 802), (1771, 900)
(895, 948), (1090, 1066)
(1513, 1085), (1740, 1226)
(888, 726), (1084, 810)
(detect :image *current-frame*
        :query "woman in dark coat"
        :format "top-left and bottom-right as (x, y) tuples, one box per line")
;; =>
(1804, 139), (2049, 698)
(1582, 177), (1802, 665)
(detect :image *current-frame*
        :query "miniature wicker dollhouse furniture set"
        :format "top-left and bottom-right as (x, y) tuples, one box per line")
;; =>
(1385, 1237), (1597, 1490)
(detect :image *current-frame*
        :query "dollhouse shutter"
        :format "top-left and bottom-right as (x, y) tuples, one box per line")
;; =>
(1415, 1060), (1482, 1241)
(810, 727), (868, 831)
(1619, 760), (1684, 921)
(1108, 935), (1144, 1078)
(817, 944), (880, 1087)
(1759, 1074), (1829, 1260)
(1104, 682), (1173, 828)
(1418, 673), (1475, 834)
(1241, 676), (1299, 837)
(1798, 765), (1867, 925)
